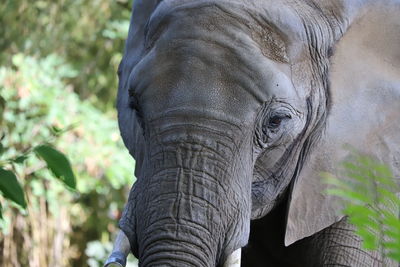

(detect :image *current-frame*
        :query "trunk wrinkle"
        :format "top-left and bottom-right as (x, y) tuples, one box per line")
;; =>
(126, 123), (251, 266)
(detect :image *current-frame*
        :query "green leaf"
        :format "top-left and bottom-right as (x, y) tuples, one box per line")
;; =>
(344, 205), (378, 219)
(326, 189), (372, 204)
(347, 213), (380, 232)
(34, 145), (76, 189)
(383, 229), (400, 240)
(12, 155), (29, 164)
(0, 143), (4, 156)
(356, 228), (379, 250)
(321, 173), (351, 190)
(0, 95), (5, 124)
(0, 168), (27, 208)
(324, 152), (400, 261)
(51, 125), (63, 135)
(0, 202), (3, 220)
(387, 251), (400, 262)
(381, 212), (400, 229)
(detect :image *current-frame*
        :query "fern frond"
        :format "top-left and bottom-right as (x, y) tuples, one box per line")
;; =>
(323, 152), (400, 262)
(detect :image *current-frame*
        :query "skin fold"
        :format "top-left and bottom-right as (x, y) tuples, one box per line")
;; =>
(106, 0), (400, 266)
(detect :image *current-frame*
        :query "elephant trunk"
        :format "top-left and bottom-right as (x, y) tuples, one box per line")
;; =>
(139, 226), (216, 266)
(120, 121), (252, 266)
(135, 157), (230, 266)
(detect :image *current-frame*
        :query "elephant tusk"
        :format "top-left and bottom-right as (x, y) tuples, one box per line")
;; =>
(104, 230), (130, 267)
(223, 248), (241, 267)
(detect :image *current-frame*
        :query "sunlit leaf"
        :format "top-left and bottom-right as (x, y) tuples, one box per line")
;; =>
(34, 145), (76, 189)
(0, 168), (26, 208)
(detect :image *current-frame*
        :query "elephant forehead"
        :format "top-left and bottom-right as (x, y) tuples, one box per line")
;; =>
(131, 4), (301, 123)
(153, 0), (306, 44)
(134, 41), (297, 124)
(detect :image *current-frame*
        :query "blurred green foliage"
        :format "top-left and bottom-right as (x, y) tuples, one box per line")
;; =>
(0, 53), (134, 193)
(86, 240), (138, 267)
(0, 0), (136, 266)
(0, 0), (131, 110)
(323, 153), (400, 263)
(0, 52), (136, 266)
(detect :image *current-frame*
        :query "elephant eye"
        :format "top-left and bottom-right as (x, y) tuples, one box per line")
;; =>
(268, 116), (283, 129)
(265, 114), (291, 131)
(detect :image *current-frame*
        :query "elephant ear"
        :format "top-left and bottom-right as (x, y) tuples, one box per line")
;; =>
(285, 3), (400, 246)
(117, 0), (161, 177)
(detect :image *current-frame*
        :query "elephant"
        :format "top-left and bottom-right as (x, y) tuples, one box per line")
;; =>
(105, 0), (400, 266)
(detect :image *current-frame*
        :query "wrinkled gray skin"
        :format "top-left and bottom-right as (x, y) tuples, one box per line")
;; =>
(107, 0), (400, 266)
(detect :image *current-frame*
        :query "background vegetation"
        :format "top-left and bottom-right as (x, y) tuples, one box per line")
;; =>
(324, 152), (400, 263)
(0, 0), (138, 266)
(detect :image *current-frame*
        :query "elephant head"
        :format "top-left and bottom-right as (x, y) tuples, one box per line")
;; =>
(107, 0), (400, 266)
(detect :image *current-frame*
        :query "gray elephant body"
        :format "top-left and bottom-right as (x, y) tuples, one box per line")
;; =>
(112, 0), (400, 266)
